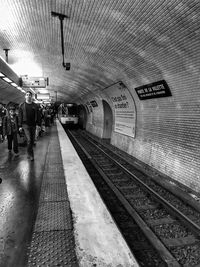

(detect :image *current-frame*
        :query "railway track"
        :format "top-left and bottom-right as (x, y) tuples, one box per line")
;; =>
(64, 128), (200, 267)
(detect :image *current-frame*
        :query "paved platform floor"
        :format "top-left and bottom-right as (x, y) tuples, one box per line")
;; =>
(0, 124), (77, 267)
(0, 132), (48, 266)
(0, 122), (139, 267)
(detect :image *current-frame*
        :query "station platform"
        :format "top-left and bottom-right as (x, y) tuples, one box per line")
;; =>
(0, 120), (139, 267)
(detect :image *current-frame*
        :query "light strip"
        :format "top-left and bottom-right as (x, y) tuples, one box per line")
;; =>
(11, 82), (18, 87)
(0, 73), (26, 93)
(3, 77), (12, 83)
(17, 87), (26, 93)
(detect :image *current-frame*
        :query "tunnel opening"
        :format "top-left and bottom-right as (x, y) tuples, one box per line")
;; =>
(78, 104), (87, 130)
(102, 100), (113, 141)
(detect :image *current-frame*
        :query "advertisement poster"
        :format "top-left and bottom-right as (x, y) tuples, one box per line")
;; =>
(104, 82), (136, 138)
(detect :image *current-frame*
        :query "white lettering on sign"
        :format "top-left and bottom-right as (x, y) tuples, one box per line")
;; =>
(135, 80), (172, 100)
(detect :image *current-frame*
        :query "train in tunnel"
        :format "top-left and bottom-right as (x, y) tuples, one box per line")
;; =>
(57, 102), (79, 126)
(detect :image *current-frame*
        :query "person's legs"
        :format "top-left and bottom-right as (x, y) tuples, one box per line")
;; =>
(29, 126), (36, 158)
(0, 126), (3, 142)
(13, 132), (19, 155)
(7, 135), (12, 151)
(23, 126), (32, 157)
(23, 126), (35, 160)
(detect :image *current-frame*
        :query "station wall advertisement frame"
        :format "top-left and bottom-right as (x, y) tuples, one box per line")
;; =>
(104, 81), (136, 138)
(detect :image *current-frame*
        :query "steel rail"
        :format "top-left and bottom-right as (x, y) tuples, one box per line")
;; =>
(78, 131), (200, 237)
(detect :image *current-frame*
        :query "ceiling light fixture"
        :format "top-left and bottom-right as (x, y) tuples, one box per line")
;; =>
(0, 73), (24, 91)
(51, 11), (71, 71)
(0, 51), (24, 93)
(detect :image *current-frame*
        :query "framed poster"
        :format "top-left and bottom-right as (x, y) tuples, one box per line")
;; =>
(104, 81), (136, 138)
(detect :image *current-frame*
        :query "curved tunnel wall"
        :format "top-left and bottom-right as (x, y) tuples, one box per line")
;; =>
(81, 76), (200, 193)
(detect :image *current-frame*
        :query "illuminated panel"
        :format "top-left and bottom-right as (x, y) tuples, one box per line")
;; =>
(36, 93), (50, 100)
(21, 76), (48, 88)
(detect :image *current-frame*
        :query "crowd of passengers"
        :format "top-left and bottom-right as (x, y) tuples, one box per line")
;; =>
(0, 90), (57, 161)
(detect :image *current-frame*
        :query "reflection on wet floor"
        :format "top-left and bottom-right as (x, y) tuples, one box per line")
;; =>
(0, 131), (50, 267)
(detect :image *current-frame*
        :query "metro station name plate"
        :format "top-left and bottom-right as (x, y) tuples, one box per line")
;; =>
(135, 80), (172, 100)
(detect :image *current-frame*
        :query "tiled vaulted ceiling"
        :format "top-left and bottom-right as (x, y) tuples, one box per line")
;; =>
(0, 0), (199, 103)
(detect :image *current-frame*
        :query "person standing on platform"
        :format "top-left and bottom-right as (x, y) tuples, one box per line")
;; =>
(3, 105), (19, 157)
(18, 91), (41, 161)
(0, 102), (6, 142)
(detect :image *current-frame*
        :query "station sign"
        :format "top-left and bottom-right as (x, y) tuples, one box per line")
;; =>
(90, 100), (98, 107)
(20, 76), (49, 88)
(135, 80), (172, 100)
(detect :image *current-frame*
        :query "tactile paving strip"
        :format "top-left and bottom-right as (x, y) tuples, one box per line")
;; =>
(45, 163), (64, 173)
(46, 157), (63, 164)
(34, 202), (72, 232)
(42, 174), (66, 184)
(28, 130), (78, 266)
(48, 141), (60, 146)
(40, 184), (69, 202)
(48, 147), (61, 153)
(46, 151), (62, 159)
(28, 230), (78, 267)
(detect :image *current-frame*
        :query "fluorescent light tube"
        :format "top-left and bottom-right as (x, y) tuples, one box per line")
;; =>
(3, 77), (12, 83)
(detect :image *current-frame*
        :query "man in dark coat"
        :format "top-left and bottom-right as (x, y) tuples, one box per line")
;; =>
(18, 91), (41, 161)
(3, 105), (19, 156)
